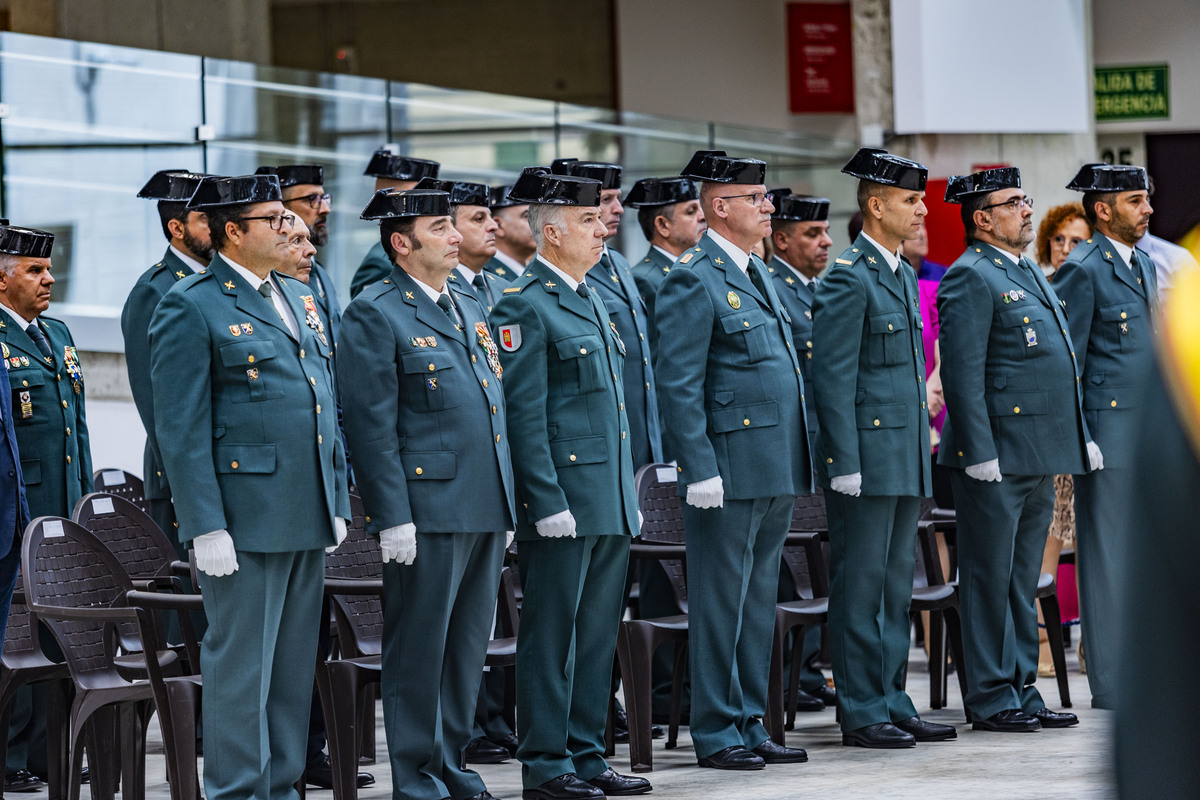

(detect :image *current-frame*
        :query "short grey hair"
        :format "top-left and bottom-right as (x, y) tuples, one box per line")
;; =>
(0, 254), (19, 276)
(527, 203), (567, 249)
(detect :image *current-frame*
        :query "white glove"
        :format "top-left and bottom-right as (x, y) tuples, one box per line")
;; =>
(535, 510), (577, 538)
(686, 476), (724, 508)
(830, 473), (862, 497)
(193, 529), (239, 576)
(965, 459), (1003, 482)
(380, 523), (417, 565)
(637, 510), (644, 531)
(505, 530), (515, 549)
(326, 517), (349, 553)
(1087, 441), (1104, 472)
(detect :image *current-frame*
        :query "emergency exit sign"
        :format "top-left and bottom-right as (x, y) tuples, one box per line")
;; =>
(1094, 64), (1169, 121)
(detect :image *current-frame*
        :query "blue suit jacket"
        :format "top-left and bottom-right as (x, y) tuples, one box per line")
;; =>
(149, 253), (351, 551)
(655, 232), (812, 500)
(337, 267), (515, 534)
(1052, 234), (1157, 468)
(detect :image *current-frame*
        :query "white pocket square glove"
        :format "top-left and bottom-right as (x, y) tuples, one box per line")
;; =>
(505, 530), (515, 549)
(326, 517), (349, 553)
(194, 529), (239, 576)
(966, 459), (1003, 482)
(381, 523), (417, 565)
(830, 472), (863, 497)
(1087, 441), (1104, 472)
(535, 510), (577, 538)
(686, 476), (724, 508)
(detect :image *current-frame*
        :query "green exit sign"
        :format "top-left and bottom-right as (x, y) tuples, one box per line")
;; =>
(1095, 64), (1170, 121)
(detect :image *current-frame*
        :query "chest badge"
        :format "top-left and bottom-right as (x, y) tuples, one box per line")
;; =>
(727, 291), (741, 309)
(1002, 289), (1027, 304)
(246, 368), (260, 381)
(241, 323), (254, 335)
(1119, 321), (1129, 335)
(498, 324), (522, 352)
(18, 390), (31, 419)
(476, 322), (503, 378)
(301, 295), (329, 347)
(1025, 327), (1038, 347)
(609, 322), (627, 356)
(229, 325), (241, 337)
(63, 346), (83, 394)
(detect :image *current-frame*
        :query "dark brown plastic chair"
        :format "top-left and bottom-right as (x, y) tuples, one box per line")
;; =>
(613, 463), (689, 773)
(22, 516), (193, 800)
(908, 520), (968, 710)
(91, 470), (149, 517)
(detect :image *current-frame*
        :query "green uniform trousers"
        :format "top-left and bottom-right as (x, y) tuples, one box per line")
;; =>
(516, 534), (629, 789)
(826, 493), (920, 732)
(382, 531), (504, 800)
(1074, 466), (1132, 710)
(197, 549), (324, 800)
(684, 495), (793, 758)
(950, 471), (1050, 719)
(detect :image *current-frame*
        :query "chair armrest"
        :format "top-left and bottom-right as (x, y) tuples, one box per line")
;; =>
(324, 578), (384, 596)
(126, 590), (205, 613)
(629, 542), (687, 561)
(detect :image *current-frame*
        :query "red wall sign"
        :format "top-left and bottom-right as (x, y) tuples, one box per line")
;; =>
(787, 2), (855, 114)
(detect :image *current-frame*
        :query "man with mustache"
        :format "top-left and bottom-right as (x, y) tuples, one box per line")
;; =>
(1053, 163), (1157, 710)
(938, 167), (1092, 733)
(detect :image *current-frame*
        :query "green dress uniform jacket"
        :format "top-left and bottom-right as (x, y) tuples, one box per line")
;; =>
(1051, 233), (1157, 709)
(0, 313), (92, 517)
(483, 255), (518, 283)
(489, 257), (637, 789)
(349, 241), (392, 299)
(631, 246), (674, 354)
(654, 233), (811, 757)
(309, 259), (342, 346)
(588, 248), (662, 468)
(768, 255), (819, 439)
(120, 248), (196, 530)
(337, 267), (513, 800)
(810, 234), (929, 732)
(937, 241), (1089, 720)
(453, 268), (507, 315)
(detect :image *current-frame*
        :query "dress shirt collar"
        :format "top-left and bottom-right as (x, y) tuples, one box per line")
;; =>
(653, 245), (681, 262)
(493, 249), (527, 276)
(772, 254), (815, 286)
(168, 245), (207, 274)
(223, 256), (273, 294)
(1107, 237), (1134, 269)
(861, 232), (901, 273)
(455, 264), (483, 285)
(705, 229), (751, 274)
(535, 254), (583, 291)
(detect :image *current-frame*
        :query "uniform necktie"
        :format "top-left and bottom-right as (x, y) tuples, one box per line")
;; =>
(746, 261), (773, 310)
(257, 281), (273, 300)
(436, 294), (466, 343)
(472, 273), (495, 307)
(25, 323), (53, 362)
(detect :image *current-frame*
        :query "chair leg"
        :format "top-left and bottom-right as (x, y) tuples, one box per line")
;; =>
(47, 680), (71, 800)
(785, 628), (805, 730)
(928, 611), (946, 710)
(1039, 593), (1072, 708)
(765, 612), (790, 746)
(666, 643), (686, 749)
(615, 622), (654, 773)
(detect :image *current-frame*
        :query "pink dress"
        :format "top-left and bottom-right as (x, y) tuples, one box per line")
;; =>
(919, 278), (945, 442)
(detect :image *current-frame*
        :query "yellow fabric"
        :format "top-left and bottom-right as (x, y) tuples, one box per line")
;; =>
(1160, 263), (1200, 456)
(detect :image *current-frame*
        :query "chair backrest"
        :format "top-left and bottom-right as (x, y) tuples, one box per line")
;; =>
(1, 573), (56, 671)
(92, 470), (149, 516)
(497, 565), (520, 638)
(790, 489), (827, 533)
(73, 492), (177, 580)
(325, 494), (383, 657)
(21, 516), (143, 689)
(634, 463), (688, 610)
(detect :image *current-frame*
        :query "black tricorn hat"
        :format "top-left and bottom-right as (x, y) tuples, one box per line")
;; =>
(944, 168), (1022, 204)
(772, 195), (831, 222)
(1066, 163), (1149, 193)
(489, 185), (521, 209)
(0, 225), (54, 259)
(255, 164), (324, 188)
(187, 175), (281, 209)
(841, 147), (927, 191)
(550, 158), (622, 190)
(680, 150), (767, 184)
(360, 189), (451, 221)
(363, 149), (441, 181)
(138, 169), (207, 201)
(765, 187), (793, 212)
(507, 169), (601, 206)
(414, 177), (490, 207)
(625, 177), (699, 208)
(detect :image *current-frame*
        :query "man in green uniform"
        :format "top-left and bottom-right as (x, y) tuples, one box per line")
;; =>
(938, 167), (1090, 732)
(350, 149), (440, 298)
(123, 169), (212, 547)
(1054, 163), (1157, 710)
(655, 150), (811, 769)
(0, 225), (30, 643)
(490, 169), (649, 800)
(812, 148), (954, 748)
(766, 190), (836, 713)
(626, 176), (705, 355)
(150, 174), (350, 800)
(338, 188), (514, 800)
(485, 185), (535, 281)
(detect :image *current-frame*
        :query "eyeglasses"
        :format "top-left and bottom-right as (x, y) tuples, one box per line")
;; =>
(283, 193), (332, 210)
(982, 196), (1034, 213)
(236, 213), (296, 232)
(718, 192), (772, 207)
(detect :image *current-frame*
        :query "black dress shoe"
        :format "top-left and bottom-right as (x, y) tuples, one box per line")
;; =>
(792, 689), (825, 712)
(585, 767), (653, 795)
(893, 716), (957, 742)
(697, 745), (765, 770)
(4, 770), (46, 793)
(305, 754), (375, 789)
(460, 792), (498, 800)
(491, 731), (520, 757)
(842, 722), (916, 749)
(1032, 708), (1079, 728)
(752, 739), (808, 763)
(806, 683), (837, 706)
(522, 773), (604, 800)
(465, 736), (511, 764)
(971, 709), (1041, 732)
